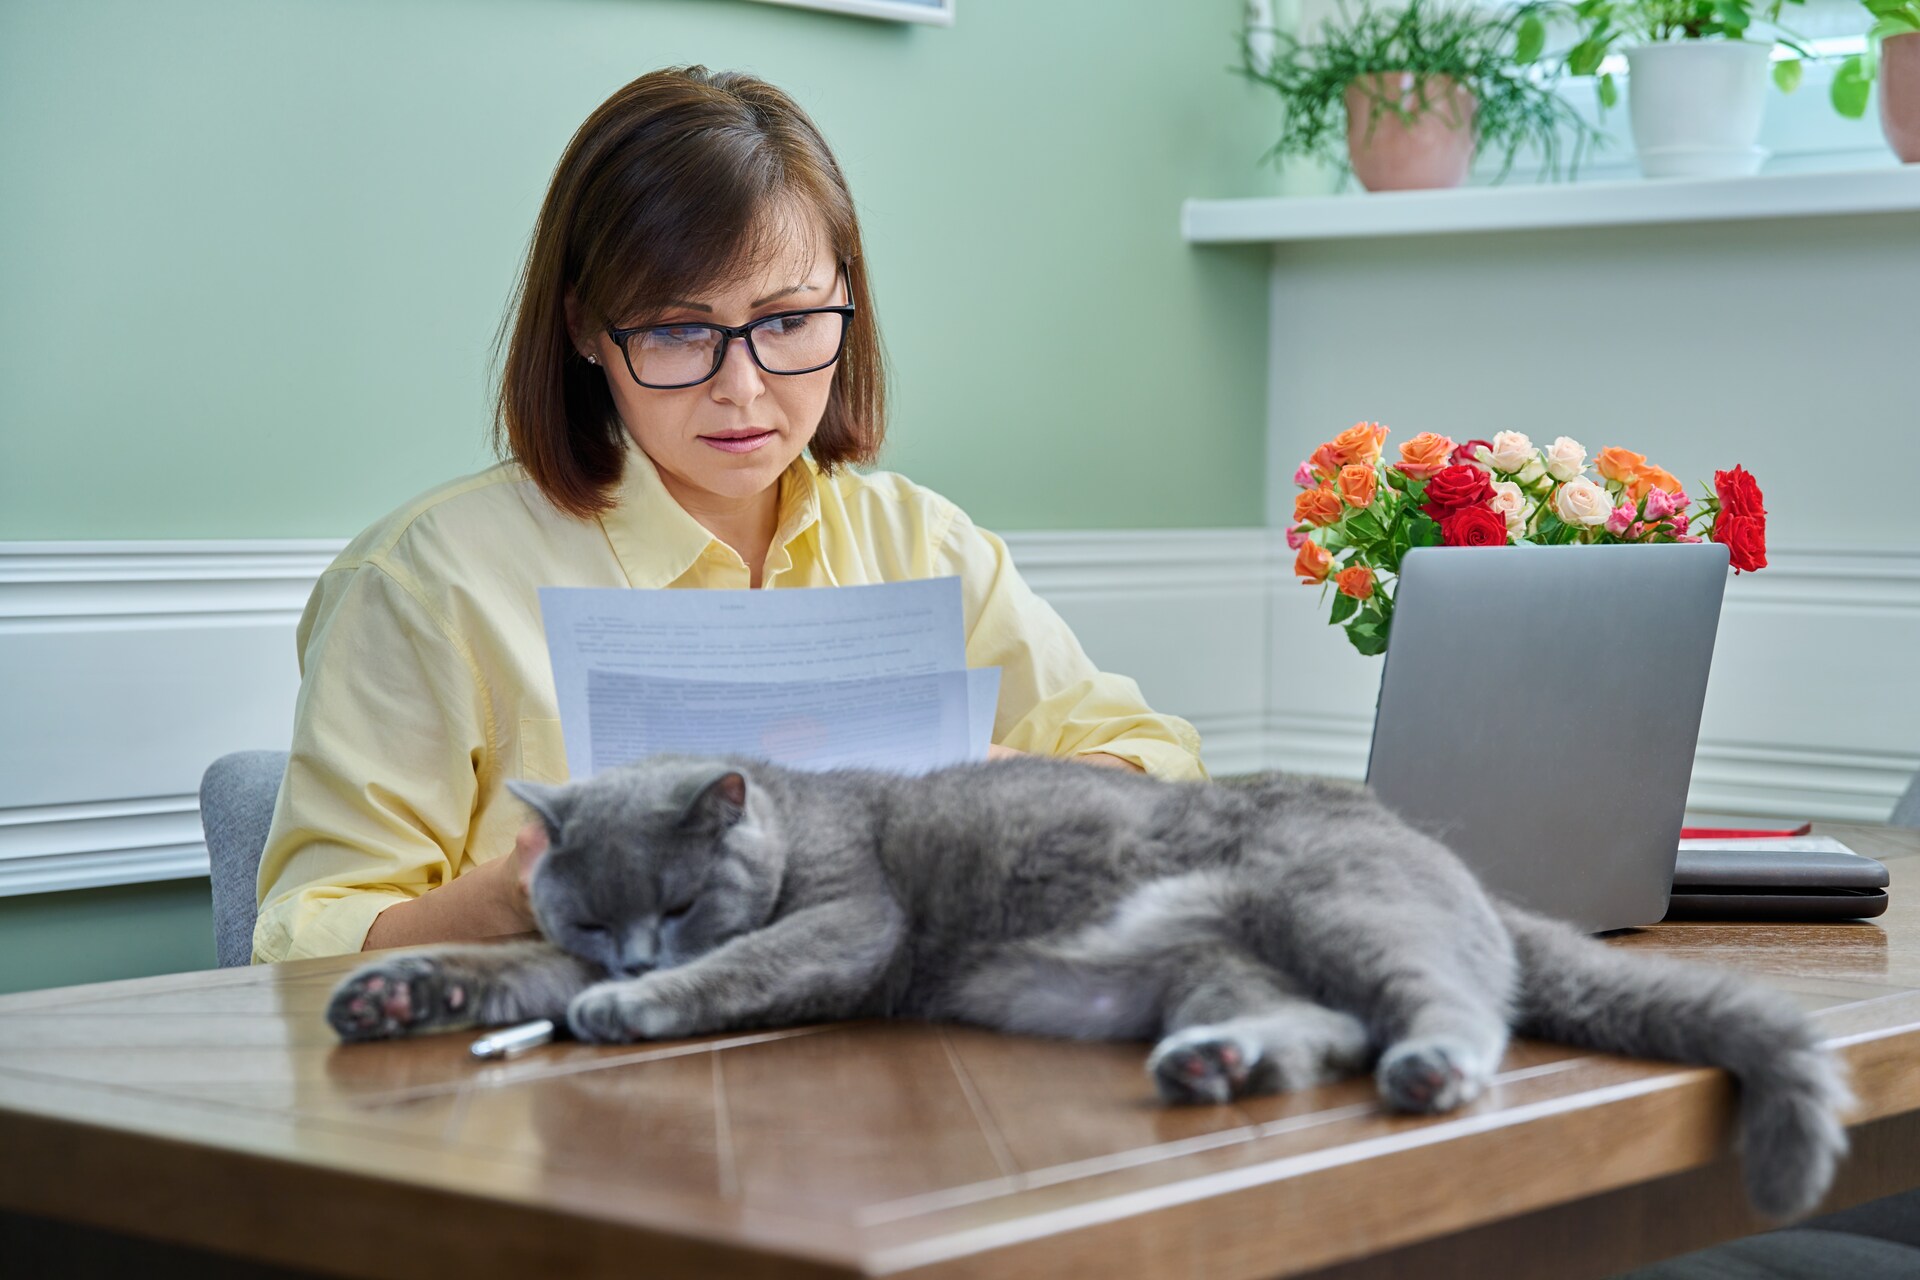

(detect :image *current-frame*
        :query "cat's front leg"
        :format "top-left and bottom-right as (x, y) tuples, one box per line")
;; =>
(566, 972), (703, 1044)
(565, 898), (903, 1044)
(327, 941), (601, 1042)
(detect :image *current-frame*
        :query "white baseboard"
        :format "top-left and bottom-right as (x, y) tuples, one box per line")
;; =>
(1, 535), (1912, 896)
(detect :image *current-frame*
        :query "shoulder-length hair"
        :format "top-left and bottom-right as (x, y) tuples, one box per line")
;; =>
(492, 66), (888, 520)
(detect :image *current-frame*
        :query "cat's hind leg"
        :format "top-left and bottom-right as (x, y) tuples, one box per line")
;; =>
(327, 941), (601, 1042)
(948, 870), (1372, 1104)
(1148, 954), (1373, 1105)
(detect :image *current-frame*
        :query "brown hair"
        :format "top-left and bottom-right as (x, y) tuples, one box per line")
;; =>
(491, 66), (889, 520)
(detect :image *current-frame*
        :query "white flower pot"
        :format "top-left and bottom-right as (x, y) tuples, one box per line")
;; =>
(1624, 41), (1772, 179)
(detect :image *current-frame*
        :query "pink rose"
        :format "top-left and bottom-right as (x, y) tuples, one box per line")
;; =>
(1605, 501), (1636, 536)
(1286, 524), (1308, 550)
(1293, 460), (1317, 489)
(1643, 488), (1690, 521)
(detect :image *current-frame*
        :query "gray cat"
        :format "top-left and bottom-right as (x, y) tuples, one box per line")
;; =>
(327, 754), (1852, 1219)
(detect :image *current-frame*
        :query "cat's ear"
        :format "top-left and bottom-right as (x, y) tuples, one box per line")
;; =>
(678, 770), (747, 837)
(507, 778), (572, 842)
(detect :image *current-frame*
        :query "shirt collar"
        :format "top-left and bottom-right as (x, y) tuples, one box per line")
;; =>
(597, 434), (823, 589)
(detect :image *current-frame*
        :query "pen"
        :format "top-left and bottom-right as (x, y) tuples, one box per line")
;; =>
(470, 1019), (556, 1060)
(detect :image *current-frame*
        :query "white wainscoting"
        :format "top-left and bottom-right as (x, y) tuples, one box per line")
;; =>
(1, 537), (1912, 897)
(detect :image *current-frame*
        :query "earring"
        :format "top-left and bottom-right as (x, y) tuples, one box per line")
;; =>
(583, 352), (599, 365)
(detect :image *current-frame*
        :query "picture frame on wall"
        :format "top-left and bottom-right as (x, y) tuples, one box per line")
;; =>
(746, 0), (953, 25)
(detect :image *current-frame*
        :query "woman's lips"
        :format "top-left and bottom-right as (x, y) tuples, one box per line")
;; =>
(700, 430), (775, 455)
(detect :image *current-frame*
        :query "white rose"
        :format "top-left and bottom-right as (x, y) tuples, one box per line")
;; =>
(1484, 431), (1535, 473)
(1544, 435), (1587, 482)
(1552, 476), (1612, 526)
(1488, 480), (1527, 518)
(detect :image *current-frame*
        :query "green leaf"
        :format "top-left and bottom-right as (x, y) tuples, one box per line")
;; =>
(1598, 72), (1620, 109)
(1330, 592), (1359, 625)
(1515, 14), (1546, 63)
(1714, 0), (1751, 32)
(1772, 58), (1803, 93)
(1345, 511), (1385, 543)
(1832, 58), (1872, 118)
(1569, 39), (1606, 76)
(1349, 627), (1390, 657)
(1871, 15), (1919, 43)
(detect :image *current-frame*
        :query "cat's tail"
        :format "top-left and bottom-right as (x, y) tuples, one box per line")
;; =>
(1496, 899), (1854, 1220)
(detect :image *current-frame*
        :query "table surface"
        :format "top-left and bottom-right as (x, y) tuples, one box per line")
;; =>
(2, 823), (1919, 1280)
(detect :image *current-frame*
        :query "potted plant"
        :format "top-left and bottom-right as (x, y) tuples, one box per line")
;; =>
(1827, 0), (1920, 161)
(1235, 0), (1600, 191)
(1563, 0), (1811, 178)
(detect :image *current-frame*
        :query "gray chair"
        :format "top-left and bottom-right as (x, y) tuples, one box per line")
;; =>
(199, 750), (289, 967)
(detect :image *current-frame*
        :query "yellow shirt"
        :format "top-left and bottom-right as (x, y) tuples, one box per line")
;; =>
(252, 439), (1208, 963)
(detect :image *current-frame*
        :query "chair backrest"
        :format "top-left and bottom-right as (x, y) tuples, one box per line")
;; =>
(200, 750), (290, 967)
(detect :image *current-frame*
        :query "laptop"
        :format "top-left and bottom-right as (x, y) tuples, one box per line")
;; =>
(1363, 542), (1729, 933)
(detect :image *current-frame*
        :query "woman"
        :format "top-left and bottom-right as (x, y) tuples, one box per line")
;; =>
(252, 66), (1206, 965)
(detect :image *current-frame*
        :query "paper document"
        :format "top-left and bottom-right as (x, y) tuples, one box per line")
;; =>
(585, 668), (990, 776)
(539, 577), (999, 778)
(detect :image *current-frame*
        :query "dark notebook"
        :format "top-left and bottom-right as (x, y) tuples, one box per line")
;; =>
(1664, 836), (1890, 921)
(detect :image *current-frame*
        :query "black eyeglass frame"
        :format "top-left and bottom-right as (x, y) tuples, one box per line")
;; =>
(604, 261), (856, 390)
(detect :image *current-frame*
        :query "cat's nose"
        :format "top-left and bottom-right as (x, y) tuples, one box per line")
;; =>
(615, 960), (653, 979)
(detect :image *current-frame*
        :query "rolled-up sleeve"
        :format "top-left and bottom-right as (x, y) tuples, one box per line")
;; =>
(252, 560), (489, 963)
(932, 505), (1208, 782)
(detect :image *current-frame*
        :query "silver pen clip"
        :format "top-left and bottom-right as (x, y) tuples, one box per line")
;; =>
(470, 1018), (557, 1060)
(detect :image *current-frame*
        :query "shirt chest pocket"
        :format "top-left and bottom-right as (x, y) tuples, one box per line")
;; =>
(516, 717), (571, 784)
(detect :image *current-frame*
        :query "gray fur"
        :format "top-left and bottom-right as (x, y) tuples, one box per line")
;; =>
(327, 755), (1852, 1218)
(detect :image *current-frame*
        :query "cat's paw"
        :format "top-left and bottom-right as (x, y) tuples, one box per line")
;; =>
(327, 955), (475, 1042)
(1377, 1038), (1486, 1113)
(566, 978), (697, 1045)
(1148, 1026), (1271, 1105)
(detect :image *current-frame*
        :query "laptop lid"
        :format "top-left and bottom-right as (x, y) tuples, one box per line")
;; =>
(1363, 542), (1731, 932)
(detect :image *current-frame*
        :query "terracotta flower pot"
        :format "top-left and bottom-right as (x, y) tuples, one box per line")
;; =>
(1343, 72), (1477, 192)
(1882, 32), (1920, 164)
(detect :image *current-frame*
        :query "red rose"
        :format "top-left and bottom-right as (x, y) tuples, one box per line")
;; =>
(1452, 438), (1494, 469)
(1421, 464), (1495, 519)
(1714, 465), (1766, 520)
(1713, 512), (1768, 573)
(1439, 504), (1508, 548)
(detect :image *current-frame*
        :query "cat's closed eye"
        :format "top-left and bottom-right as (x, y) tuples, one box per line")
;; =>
(576, 922), (609, 937)
(661, 901), (694, 922)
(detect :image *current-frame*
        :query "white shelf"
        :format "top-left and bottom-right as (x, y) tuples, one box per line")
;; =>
(1181, 165), (1920, 243)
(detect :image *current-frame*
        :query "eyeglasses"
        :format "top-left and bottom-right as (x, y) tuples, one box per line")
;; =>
(605, 261), (856, 390)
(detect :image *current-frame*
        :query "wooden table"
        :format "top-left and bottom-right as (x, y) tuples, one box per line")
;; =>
(2, 823), (1919, 1280)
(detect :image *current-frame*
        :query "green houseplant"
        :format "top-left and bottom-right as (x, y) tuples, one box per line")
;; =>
(1235, 0), (1601, 190)
(1561, 0), (1811, 176)
(1828, 0), (1920, 161)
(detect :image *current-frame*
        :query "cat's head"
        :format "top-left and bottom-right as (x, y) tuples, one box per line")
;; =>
(507, 755), (785, 978)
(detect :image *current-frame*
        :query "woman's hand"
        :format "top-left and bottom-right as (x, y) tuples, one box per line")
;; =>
(987, 744), (1144, 773)
(361, 820), (551, 951)
(508, 820), (551, 929)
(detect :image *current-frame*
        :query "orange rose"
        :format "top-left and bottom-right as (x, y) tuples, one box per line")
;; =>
(1294, 540), (1332, 583)
(1308, 443), (1343, 483)
(1329, 421), (1388, 468)
(1627, 464), (1683, 501)
(1336, 463), (1378, 509)
(1595, 447), (1647, 484)
(1334, 566), (1375, 600)
(1395, 431), (1456, 480)
(1294, 486), (1345, 527)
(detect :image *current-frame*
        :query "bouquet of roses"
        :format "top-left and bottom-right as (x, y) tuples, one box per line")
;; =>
(1290, 422), (1769, 656)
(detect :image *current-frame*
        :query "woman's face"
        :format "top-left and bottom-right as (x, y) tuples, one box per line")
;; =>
(574, 228), (844, 514)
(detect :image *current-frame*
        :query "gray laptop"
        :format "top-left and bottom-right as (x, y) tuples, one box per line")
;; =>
(1364, 542), (1731, 932)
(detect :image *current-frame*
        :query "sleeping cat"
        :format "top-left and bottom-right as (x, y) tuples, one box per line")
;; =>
(326, 753), (1852, 1219)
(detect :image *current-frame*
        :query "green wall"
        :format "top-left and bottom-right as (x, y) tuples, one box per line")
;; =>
(0, 0), (1281, 541)
(0, 0), (1281, 993)
(0, 881), (215, 997)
